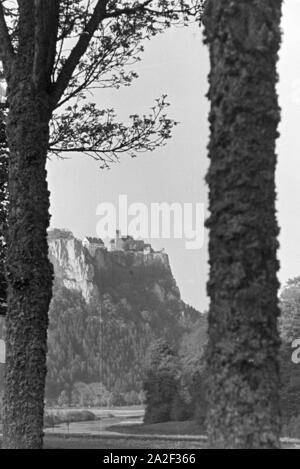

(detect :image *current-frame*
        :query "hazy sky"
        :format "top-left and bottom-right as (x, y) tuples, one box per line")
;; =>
(47, 2), (299, 312)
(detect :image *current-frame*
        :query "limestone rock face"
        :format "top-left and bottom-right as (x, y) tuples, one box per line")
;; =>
(48, 231), (180, 307)
(49, 236), (97, 302)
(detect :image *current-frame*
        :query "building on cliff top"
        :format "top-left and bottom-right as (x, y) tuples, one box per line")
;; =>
(83, 237), (106, 256)
(109, 230), (154, 254)
(48, 229), (157, 256)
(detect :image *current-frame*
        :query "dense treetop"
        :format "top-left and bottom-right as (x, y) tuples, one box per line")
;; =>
(0, 1), (204, 166)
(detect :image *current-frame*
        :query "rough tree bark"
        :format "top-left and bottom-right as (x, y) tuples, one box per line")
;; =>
(0, 0), (202, 448)
(0, 104), (8, 316)
(1, 1), (58, 449)
(3, 88), (53, 449)
(203, 0), (282, 448)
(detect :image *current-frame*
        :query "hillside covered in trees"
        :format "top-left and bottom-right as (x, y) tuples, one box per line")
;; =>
(141, 277), (300, 435)
(45, 230), (203, 406)
(2, 234), (300, 437)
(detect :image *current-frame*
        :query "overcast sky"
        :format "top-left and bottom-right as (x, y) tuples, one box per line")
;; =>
(47, 1), (299, 312)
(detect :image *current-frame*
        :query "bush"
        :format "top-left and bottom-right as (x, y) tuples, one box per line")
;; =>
(143, 339), (180, 424)
(44, 409), (96, 428)
(143, 333), (208, 426)
(145, 403), (171, 424)
(170, 391), (192, 422)
(65, 410), (96, 422)
(282, 414), (300, 439)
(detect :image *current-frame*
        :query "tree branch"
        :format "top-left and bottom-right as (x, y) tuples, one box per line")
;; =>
(105, 0), (153, 18)
(50, 0), (156, 108)
(48, 96), (176, 168)
(17, 0), (35, 65)
(33, 0), (60, 90)
(50, 0), (109, 108)
(0, 2), (15, 77)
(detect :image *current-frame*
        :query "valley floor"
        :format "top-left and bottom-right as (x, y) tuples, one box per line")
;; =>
(44, 433), (205, 449)
(1, 407), (300, 448)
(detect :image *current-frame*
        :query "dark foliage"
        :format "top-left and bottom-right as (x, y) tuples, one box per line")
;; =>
(45, 248), (198, 404)
(178, 315), (208, 426)
(143, 339), (180, 424)
(142, 316), (208, 427)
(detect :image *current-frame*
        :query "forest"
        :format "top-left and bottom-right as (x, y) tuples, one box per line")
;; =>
(34, 274), (300, 439)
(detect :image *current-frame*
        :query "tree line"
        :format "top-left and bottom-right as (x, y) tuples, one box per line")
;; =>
(144, 278), (300, 439)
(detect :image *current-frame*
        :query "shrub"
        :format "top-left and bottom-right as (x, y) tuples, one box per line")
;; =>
(44, 409), (96, 428)
(282, 414), (300, 439)
(143, 339), (180, 424)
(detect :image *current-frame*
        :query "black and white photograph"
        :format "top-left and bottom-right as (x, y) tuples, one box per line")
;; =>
(0, 0), (299, 452)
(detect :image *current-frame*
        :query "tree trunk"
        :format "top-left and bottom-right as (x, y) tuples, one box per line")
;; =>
(3, 81), (53, 448)
(0, 103), (8, 316)
(203, 0), (282, 448)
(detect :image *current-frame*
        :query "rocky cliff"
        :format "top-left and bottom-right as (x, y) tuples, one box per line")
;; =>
(49, 234), (96, 302)
(46, 230), (200, 404)
(48, 230), (177, 306)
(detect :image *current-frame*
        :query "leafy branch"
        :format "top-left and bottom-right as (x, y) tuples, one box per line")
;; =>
(49, 95), (178, 168)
